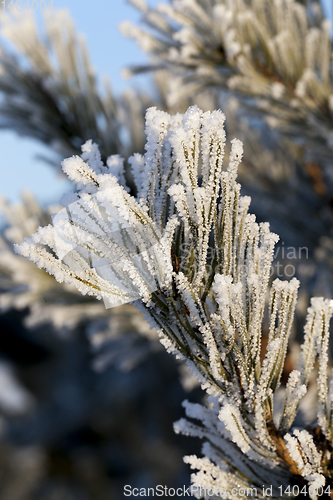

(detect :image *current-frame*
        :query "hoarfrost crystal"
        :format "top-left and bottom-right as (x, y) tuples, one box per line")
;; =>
(16, 106), (333, 496)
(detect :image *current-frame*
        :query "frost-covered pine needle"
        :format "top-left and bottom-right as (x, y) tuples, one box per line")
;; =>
(16, 105), (333, 497)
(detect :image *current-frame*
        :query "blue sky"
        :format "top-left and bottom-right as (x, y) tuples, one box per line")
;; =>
(0, 0), (332, 209)
(0, 0), (160, 207)
(322, 0), (332, 21)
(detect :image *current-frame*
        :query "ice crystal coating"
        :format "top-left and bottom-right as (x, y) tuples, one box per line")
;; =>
(0, 9), (151, 164)
(16, 106), (333, 495)
(124, 0), (333, 158)
(0, 191), (155, 377)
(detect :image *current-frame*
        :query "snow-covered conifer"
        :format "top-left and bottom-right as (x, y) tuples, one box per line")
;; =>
(16, 105), (333, 496)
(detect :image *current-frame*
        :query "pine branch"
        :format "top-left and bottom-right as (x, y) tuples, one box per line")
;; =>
(16, 105), (333, 496)
(0, 10), (151, 164)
